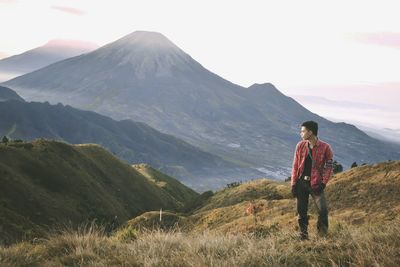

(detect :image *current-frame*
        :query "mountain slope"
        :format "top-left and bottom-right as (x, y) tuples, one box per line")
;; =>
(0, 139), (198, 245)
(0, 99), (256, 191)
(0, 39), (98, 82)
(3, 31), (399, 178)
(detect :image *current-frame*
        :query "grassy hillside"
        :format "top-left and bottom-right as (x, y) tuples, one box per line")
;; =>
(132, 163), (199, 206)
(0, 139), (198, 245)
(193, 179), (287, 213)
(0, 159), (399, 266)
(326, 160), (400, 223)
(124, 160), (400, 234)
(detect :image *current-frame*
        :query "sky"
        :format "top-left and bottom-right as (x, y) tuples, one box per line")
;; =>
(1, 0), (399, 130)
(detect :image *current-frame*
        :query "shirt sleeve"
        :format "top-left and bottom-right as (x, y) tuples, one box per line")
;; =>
(322, 144), (334, 185)
(291, 143), (300, 186)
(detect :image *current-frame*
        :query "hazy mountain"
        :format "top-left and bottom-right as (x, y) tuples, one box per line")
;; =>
(0, 99), (262, 191)
(291, 95), (400, 143)
(323, 115), (400, 144)
(357, 126), (400, 144)
(0, 39), (98, 82)
(0, 86), (24, 102)
(3, 31), (400, 178)
(0, 139), (198, 245)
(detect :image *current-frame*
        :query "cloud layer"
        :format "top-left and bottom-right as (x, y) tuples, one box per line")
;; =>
(50, 5), (85, 16)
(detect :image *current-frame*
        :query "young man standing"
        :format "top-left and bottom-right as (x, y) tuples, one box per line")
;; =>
(291, 121), (334, 240)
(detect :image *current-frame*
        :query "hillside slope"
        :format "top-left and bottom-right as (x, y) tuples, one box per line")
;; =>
(125, 160), (400, 234)
(132, 163), (199, 205)
(0, 139), (198, 245)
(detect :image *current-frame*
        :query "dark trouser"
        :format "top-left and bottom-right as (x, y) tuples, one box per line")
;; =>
(296, 178), (329, 238)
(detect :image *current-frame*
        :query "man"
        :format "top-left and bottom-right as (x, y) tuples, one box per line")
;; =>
(291, 121), (334, 240)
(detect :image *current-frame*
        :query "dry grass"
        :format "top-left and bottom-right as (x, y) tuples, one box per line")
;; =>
(1, 160), (399, 266)
(1, 219), (399, 267)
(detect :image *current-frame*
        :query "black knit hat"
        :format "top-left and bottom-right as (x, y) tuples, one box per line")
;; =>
(301, 121), (318, 136)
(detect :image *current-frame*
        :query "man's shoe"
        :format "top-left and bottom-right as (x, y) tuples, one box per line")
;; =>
(317, 224), (328, 237)
(299, 232), (309, 240)
(300, 235), (309, 241)
(317, 229), (328, 237)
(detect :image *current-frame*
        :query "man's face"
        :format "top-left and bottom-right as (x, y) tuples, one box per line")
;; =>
(300, 126), (313, 140)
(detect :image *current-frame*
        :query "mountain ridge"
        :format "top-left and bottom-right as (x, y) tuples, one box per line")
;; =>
(3, 30), (399, 179)
(0, 99), (262, 191)
(0, 39), (98, 82)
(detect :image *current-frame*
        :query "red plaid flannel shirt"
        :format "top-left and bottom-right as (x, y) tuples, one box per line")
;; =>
(291, 138), (334, 191)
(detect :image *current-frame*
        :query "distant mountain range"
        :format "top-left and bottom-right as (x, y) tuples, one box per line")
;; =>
(2, 30), (400, 179)
(0, 139), (198, 245)
(0, 39), (98, 82)
(0, 87), (262, 191)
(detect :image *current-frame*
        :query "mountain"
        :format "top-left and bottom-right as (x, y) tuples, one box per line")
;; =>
(0, 139), (198, 245)
(0, 99), (260, 191)
(0, 86), (24, 102)
(3, 31), (400, 178)
(0, 39), (98, 82)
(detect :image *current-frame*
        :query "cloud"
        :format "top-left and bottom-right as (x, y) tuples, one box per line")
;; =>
(289, 95), (383, 110)
(349, 32), (400, 49)
(0, 0), (17, 4)
(0, 51), (9, 59)
(50, 5), (86, 16)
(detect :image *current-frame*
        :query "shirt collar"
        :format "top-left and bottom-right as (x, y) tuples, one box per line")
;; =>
(316, 137), (320, 146)
(307, 137), (320, 147)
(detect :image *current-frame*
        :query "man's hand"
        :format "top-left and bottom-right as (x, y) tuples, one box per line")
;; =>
(315, 182), (326, 195)
(291, 184), (297, 198)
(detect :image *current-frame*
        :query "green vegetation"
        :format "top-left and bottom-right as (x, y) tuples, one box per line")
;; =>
(2, 135), (9, 144)
(132, 163), (198, 207)
(0, 139), (198, 245)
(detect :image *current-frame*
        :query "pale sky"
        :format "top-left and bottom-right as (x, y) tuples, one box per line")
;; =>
(1, 0), (399, 129)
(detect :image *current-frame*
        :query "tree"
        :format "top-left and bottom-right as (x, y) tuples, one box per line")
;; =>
(333, 160), (343, 174)
(2, 136), (9, 144)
